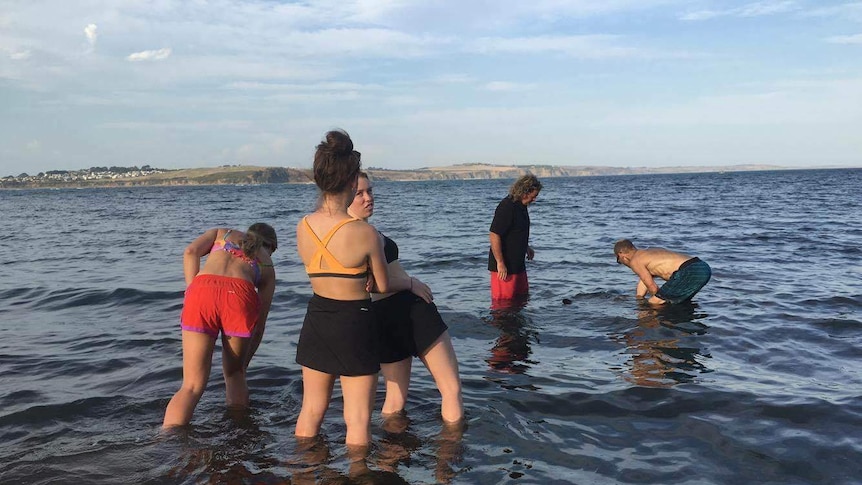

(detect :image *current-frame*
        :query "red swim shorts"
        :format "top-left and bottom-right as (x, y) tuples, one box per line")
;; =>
(180, 274), (260, 338)
(490, 271), (529, 301)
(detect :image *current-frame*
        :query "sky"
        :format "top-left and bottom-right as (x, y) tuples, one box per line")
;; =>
(1, 0), (861, 176)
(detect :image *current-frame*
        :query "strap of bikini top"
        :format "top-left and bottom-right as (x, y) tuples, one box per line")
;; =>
(302, 217), (359, 248)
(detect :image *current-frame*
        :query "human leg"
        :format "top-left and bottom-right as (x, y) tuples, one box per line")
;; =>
(163, 330), (216, 427)
(295, 366), (336, 439)
(380, 358), (412, 415)
(340, 373), (377, 446)
(419, 331), (463, 423)
(221, 333), (252, 408)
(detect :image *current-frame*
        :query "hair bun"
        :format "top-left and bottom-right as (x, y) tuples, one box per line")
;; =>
(319, 130), (354, 157)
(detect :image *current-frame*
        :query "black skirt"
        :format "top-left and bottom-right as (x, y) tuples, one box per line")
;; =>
(295, 294), (380, 376)
(372, 290), (449, 364)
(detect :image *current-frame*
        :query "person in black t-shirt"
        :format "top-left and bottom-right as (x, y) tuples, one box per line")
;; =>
(488, 174), (542, 301)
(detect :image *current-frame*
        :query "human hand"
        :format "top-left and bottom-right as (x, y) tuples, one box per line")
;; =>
(526, 246), (535, 261)
(497, 262), (508, 280)
(366, 273), (376, 293)
(410, 277), (434, 303)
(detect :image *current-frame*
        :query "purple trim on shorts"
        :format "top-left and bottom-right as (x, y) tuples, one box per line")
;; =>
(180, 323), (219, 337)
(222, 330), (253, 338)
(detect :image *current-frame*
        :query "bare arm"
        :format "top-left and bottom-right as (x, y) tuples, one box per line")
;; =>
(489, 232), (508, 280)
(246, 264), (275, 369)
(636, 279), (648, 298)
(630, 262), (660, 296)
(183, 228), (219, 286)
(366, 228), (390, 293)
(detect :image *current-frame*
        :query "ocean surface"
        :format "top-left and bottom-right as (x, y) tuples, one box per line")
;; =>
(1, 169), (860, 484)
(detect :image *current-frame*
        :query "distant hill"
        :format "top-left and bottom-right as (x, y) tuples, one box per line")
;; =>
(1, 163), (791, 188)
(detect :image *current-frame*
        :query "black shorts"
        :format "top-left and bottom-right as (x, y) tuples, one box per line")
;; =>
(296, 294), (380, 376)
(372, 290), (449, 364)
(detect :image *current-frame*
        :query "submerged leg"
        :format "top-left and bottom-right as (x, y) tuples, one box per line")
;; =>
(420, 331), (464, 423)
(163, 330), (216, 427)
(221, 333), (252, 408)
(295, 366), (335, 439)
(380, 358), (412, 415)
(340, 373), (377, 446)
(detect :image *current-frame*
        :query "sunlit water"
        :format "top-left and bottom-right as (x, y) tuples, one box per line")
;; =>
(1, 169), (860, 484)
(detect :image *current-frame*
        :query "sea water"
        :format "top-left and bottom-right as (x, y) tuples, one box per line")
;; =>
(1, 169), (860, 484)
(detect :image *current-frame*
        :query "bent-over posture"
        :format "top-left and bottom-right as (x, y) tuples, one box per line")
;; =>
(163, 223), (277, 427)
(613, 239), (711, 305)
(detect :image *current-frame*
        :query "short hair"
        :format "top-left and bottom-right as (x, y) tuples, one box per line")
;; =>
(508, 174), (543, 201)
(613, 239), (636, 255)
(313, 130), (362, 194)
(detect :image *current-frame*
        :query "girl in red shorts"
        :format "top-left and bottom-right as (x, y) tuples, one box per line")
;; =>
(163, 223), (277, 428)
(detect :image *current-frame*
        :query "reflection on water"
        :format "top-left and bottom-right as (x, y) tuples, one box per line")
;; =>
(162, 411), (284, 484)
(484, 297), (539, 375)
(286, 435), (332, 483)
(373, 413), (466, 484)
(613, 303), (712, 388)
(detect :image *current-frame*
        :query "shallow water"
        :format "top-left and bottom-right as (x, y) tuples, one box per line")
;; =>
(1, 169), (861, 484)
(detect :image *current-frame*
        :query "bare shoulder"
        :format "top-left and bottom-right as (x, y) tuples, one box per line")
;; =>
(349, 219), (378, 238)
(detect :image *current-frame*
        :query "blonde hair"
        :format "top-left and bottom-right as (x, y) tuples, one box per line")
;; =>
(508, 174), (543, 201)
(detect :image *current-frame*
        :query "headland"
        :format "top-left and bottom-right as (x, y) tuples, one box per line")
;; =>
(1, 162), (790, 189)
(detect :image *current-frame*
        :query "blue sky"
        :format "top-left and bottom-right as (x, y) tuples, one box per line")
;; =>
(1, 0), (861, 175)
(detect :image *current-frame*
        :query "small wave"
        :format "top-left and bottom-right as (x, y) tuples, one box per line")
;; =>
(34, 287), (181, 311)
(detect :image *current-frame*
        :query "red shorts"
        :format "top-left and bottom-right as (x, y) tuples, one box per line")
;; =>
(180, 274), (260, 338)
(490, 271), (529, 301)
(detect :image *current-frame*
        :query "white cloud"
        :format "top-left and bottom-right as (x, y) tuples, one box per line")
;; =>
(679, 10), (722, 21)
(470, 35), (644, 59)
(127, 48), (172, 62)
(225, 81), (383, 92)
(281, 28), (448, 59)
(825, 33), (862, 44)
(598, 77), (862, 126)
(484, 81), (535, 92)
(433, 74), (474, 84)
(680, 1), (798, 21)
(737, 1), (798, 17)
(9, 49), (31, 60)
(84, 23), (97, 46)
(804, 2), (862, 21)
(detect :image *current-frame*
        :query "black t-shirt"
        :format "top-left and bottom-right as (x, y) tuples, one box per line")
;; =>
(487, 196), (530, 274)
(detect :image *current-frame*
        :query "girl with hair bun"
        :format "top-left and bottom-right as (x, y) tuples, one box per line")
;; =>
(295, 130), (390, 446)
(163, 223), (277, 427)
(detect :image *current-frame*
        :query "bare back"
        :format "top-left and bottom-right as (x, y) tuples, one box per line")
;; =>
(296, 213), (386, 300)
(633, 248), (692, 281)
(198, 229), (261, 284)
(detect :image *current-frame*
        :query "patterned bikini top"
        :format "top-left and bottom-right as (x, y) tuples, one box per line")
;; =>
(211, 230), (261, 284)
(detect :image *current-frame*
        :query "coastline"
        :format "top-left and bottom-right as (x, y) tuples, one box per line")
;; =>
(0, 162), (840, 189)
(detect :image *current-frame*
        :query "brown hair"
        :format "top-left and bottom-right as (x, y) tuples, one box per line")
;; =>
(508, 174), (543, 201)
(313, 130), (362, 194)
(613, 239), (636, 256)
(242, 222), (278, 259)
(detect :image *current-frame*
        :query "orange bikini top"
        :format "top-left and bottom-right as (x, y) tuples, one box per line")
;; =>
(302, 216), (369, 279)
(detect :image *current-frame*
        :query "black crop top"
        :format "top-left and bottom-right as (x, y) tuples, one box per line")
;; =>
(381, 233), (399, 263)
